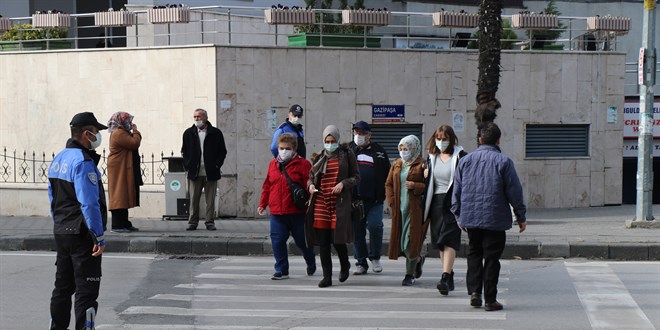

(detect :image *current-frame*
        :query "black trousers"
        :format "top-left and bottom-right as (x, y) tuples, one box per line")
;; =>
(466, 228), (506, 304)
(111, 208), (133, 229)
(50, 233), (102, 330)
(316, 229), (349, 278)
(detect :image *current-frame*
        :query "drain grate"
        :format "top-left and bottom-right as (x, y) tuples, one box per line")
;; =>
(166, 255), (219, 261)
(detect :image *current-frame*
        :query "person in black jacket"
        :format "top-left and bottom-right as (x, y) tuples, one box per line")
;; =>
(181, 108), (227, 231)
(349, 121), (391, 275)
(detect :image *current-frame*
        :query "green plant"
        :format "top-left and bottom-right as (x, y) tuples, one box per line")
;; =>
(0, 24), (67, 41)
(294, 0), (371, 35)
(526, 0), (566, 47)
(468, 19), (518, 50)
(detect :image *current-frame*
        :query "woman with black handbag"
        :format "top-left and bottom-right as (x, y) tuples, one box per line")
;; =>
(306, 125), (360, 288)
(258, 133), (316, 280)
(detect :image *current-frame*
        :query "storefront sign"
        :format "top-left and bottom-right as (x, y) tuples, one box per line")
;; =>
(372, 105), (405, 122)
(623, 139), (660, 157)
(623, 100), (660, 138)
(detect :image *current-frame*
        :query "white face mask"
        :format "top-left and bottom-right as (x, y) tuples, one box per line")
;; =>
(399, 150), (411, 161)
(194, 120), (204, 128)
(353, 134), (367, 146)
(87, 131), (102, 150)
(289, 117), (300, 125)
(278, 149), (293, 161)
(324, 143), (339, 153)
(436, 140), (450, 152)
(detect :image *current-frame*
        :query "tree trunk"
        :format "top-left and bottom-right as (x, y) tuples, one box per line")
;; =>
(475, 0), (502, 129)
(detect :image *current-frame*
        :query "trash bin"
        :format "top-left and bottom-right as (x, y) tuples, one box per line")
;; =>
(162, 156), (189, 220)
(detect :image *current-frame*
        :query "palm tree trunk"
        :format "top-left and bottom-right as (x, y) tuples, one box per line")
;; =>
(475, 0), (502, 128)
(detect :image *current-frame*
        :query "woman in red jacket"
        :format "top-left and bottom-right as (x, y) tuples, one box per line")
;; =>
(258, 133), (316, 280)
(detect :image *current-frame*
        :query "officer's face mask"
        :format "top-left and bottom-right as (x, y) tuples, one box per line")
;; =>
(86, 131), (102, 150)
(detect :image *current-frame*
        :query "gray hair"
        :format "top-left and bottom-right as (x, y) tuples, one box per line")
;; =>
(194, 108), (208, 118)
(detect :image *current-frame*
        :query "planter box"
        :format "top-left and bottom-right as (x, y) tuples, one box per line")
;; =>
(432, 12), (479, 28)
(32, 13), (71, 28)
(587, 16), (631, 32)
(288, 32), (381, 48)
(511, 14), (557, 29)
(264, 9), (315, 25)
(341, 10), (391, 26)
(0, 18), (11, 33)
(0, 40), (72, 51)
(94, 11), (137, 27)
(147, 7), (190, 24)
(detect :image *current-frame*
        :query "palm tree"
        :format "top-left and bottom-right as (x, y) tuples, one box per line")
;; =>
(475, 0), (502, 131)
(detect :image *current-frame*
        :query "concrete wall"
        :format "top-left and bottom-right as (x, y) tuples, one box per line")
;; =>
(0, 45), (625, 218)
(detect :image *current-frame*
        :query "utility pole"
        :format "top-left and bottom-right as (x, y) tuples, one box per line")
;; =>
(632, 0), (657, 225)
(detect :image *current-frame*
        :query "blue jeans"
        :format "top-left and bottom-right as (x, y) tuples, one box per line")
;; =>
(270, 213), (316, 275)
(352, 202), (384, 268)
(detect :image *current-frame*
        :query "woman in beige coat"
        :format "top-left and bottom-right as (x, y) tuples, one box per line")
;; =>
(107, 112), (143, 232)
(386, 135), (429, 286)
(306, 125), (360, 288)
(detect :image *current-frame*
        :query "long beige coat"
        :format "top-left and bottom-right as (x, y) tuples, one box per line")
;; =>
(107, 128), (142, 210)
(386, 156), (428, 260)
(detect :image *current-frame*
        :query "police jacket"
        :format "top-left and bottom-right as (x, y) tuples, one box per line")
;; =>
(270, 120), (306, 158)
(48, 139), (107, 245)
(181, 122), (227, 181)
(349, 141), (390, 203)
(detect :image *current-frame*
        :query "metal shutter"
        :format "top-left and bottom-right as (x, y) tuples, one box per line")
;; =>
(370, 124), (424, 159)
(525, 125), (589, 157)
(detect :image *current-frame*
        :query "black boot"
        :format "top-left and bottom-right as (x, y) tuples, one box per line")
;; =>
(402, 274), (415, 286)
(437, 272), (450, 296)
(336, 244), (350, 283)
(319, 243), (333, 288)
(318, 276), (332, 288)
(448, 271), (455, 291)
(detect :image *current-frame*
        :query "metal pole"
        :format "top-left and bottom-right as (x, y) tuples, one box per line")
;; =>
(635, 0), (656, 222)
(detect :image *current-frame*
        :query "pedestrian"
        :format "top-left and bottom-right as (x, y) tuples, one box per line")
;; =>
(306, 125), (360, 288)
(349, 121), (390, 275)
(385, 135), (428, 286)
(271, 104), (305, 158)
(258, 133), (317, 280)
(451, 122), (527, 311)
(422, 124), (466, 295)
(48, 112), (108, 330)
(181, 108), (227, 231)
(107, 111), (142, 233)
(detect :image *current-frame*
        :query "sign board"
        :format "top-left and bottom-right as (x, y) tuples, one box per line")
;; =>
(372, 105), (405, 122)
(453, 112), (465, 132)
(607, 106), (617, 123)
(623, 139), (660, 157)
(639, 48), (645, 85)
(623, 100), (660, 138)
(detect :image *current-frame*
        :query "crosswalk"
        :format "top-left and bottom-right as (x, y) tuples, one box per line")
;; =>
(99, 256), (511, 329)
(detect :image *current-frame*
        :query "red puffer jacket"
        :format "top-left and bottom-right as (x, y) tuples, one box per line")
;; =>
(259, 156), (312, 215)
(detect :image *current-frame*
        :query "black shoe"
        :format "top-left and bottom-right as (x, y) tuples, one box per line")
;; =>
(470, 293), (483, 307)
(186, 224), (197, 231)
(271, 272), (289, 280)
(306, 265), (316, 276)
(485, 301), (503, 311)
(402, 274), (415, 286)
(448, 271), (455, 291)
(206, 223), (217, 231)
(111, 228), (130, 233)
(339, 269), (349, 283)
(437, 272), (450, 296)
(414, 256), (425, 279)
(128, 226), (139, 232)
(318, 277), (332, 288)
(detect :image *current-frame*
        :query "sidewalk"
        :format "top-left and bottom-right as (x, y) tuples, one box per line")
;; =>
(1, 205), (659, 260)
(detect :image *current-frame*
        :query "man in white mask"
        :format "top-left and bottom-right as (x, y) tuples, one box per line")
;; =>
(348, 121), (391, 275)
(270, 104), (306, 159)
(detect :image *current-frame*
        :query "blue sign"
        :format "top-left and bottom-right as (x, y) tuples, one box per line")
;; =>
(372, 105), (405, 122)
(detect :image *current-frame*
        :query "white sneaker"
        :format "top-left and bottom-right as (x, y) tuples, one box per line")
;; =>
(371, 259), (383, 273)
(353, 265), (367, 275)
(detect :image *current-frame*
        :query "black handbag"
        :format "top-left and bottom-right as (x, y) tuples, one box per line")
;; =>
(281, 164), (310, 210)
(351, 199), (365, 221)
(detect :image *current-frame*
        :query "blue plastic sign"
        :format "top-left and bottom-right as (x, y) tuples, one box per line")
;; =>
(372, 105), (405, 122)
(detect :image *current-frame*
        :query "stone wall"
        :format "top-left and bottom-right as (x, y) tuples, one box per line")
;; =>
(0, 45), (625, 218)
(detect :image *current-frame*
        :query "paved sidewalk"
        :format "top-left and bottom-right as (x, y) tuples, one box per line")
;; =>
(1, 205), (659, 260)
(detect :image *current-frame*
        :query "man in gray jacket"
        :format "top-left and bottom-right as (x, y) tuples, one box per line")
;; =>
(451, 122), (527, 312)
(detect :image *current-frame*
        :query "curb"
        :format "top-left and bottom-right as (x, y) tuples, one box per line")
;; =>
(1, 236), (658, 261)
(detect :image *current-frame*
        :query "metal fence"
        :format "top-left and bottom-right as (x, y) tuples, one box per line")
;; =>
(0, 147), (175, 185)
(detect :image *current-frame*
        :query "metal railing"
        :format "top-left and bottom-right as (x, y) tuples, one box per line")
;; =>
(625, 61), (660, 96)
(0, 147), (175, 185)
(0, 5), (628, 52)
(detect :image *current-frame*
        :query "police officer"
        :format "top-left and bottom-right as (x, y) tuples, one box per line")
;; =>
(49, 112), (108, 330)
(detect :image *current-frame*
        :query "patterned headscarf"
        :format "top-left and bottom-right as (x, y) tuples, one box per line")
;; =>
(399, 135), (421, 162)
(107, 112), (134, 133)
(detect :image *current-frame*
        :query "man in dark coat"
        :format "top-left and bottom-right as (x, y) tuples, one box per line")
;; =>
(181, 108), (227, 231)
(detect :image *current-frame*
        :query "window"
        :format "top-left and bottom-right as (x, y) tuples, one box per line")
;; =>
(525, 124), (589, 157)
(370, 124), (423, 159)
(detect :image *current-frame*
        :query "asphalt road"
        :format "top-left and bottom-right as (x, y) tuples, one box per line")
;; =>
(1, 252), (658, 330)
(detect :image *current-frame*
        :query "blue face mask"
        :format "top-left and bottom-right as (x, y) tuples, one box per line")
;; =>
(399, 150), (411, 161)
(324, 143), (339, 153)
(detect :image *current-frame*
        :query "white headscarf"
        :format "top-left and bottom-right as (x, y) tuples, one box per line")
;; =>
(399, 135), (421, 163)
